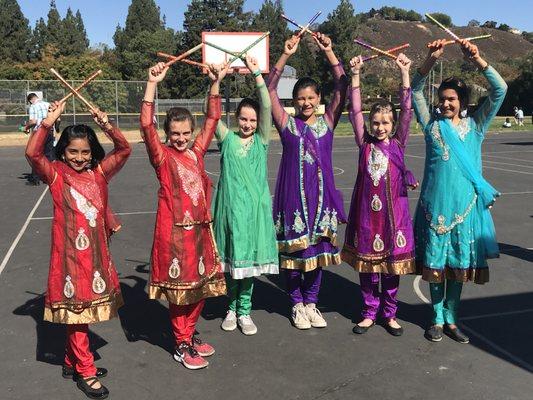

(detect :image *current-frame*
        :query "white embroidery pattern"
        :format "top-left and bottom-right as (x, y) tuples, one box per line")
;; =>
(92, 271), (106, 294)
(371, 194), (383, 212)
(169, 258), (181, 279)
(396, 231), (407, 248)
(319, 208), (331, 232)
(275, 213), (283, 234)
(373, 234), (385, 252)
(182, 210), (194, 231)
(176, 161), (203, 206)
(292, 210), (306, 234)
(456, 118), (470, 142)
(330, 210), (338, 232)
(70, 188), (98, 227)
(75, 228), (90, 251)
(63, 275), (75, 298)
(368, 144), (389, 186)
(303, 150), (315, 165)
(237, 136), (254, 158)
(431, 123), (450, 161)
(198, 256), (206, 275)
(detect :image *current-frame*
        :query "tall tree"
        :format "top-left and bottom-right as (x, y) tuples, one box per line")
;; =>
(30, 18), (48, 59)
(46, 0), (62, 52)
(59, 8), (89, 56)
(0, 0), (32, 62)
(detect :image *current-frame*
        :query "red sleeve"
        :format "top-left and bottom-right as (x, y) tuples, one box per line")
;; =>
(25, 122), (56, 184)
(192, 95), (221, 157)
(140, 101), (165, 167)
(99, 126), (131, 181)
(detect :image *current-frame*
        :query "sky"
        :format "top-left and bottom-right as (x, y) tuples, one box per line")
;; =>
(18, 0), (533, 48)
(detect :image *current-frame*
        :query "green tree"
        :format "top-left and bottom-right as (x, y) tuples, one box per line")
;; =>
(59, 8), (89, 56)
(482, 20), (497, 29)
(30, 18), (48, 59)
(46, 0), (62, 54)
(427, 12), (453, 27)
(497, 23), (511, 32)
(0, 0), (32, 62)
(503, 54), (532, 115)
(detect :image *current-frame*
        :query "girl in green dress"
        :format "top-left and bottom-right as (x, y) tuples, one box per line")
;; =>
(213, 55), (279, 335)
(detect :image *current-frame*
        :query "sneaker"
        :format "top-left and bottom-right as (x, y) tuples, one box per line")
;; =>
(192, 335), (215, 357)
(424, 324), (443, 342)
(305, 303), (327, 328)
(173, 342), (208, 370)
(444, 324), (470, 344)
(221, 310), (237, 331)
(237, 314), (258, 335)
(291, 303), (311, 330)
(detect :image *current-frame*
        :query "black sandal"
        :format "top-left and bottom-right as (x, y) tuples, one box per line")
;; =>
(76, 376), (109, 399)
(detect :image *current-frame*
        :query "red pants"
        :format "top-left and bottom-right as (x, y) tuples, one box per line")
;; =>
(169, 300), (204, 345)
(64, 324), (97, 377)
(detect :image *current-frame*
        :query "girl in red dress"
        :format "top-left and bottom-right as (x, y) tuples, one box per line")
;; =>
(25, 102), (131, 399)
(140, 62), (228, 370)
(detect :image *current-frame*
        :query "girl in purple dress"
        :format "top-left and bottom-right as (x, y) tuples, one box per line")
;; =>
(341, 53), (417, 336)
(267, 34), (347, 330)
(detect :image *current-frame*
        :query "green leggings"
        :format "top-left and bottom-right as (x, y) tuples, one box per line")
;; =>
(430, 279), (463, 325)
(225, 274), (254, 316)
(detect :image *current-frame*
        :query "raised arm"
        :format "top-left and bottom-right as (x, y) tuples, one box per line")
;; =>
(94, 109), (131, 180)
(315, 33), (348, 130)
(244, 54), (272, 144)
(394, 53), (413, 146)
(348, 56), (366, 147)
(461, 40), (508, 133)
(267, 36), (300, 132)
(140, 62), (168, 167)
(25, 101), (63, 184)
(192, 63), (227, 156)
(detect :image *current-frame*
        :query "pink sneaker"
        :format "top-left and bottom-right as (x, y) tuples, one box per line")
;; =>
(173, 342), (208, 370)
(192, 336), (215, 357)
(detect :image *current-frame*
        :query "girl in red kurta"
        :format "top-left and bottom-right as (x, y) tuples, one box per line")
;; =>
(25, 102), (131, 399)
(140, 62), (228, 370)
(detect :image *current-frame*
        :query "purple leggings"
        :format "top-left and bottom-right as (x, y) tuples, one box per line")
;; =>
(285, 268), (322, 305)
(359, 272), (400, 320)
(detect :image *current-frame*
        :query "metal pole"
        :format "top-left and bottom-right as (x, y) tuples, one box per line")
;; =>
(155, 84), (159, 128)
(225, 78), (230, 127)
(115, 80), (119, 128)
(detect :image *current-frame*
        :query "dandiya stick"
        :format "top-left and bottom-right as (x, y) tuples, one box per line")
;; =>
(362, 43), (410, 62)
(281, 14), (318, 38)
(163, 43), (203, 68)
(354, 39), (397, 60)
(425, 13), (461, 41)
(441, 34), (492, 46)
(58, 69), (102, 104)
(228, 31), (270, 64)
(296, 11), (321, 38)
(50, 68), (97, 112)
(157, 52), (209, 69)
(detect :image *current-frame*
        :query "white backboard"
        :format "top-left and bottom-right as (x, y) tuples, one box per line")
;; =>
(202, 32), (269, 74)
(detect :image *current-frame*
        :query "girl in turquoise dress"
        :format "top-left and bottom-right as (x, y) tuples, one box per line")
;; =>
(412, 39), (507, 343)
(213, 55), (279, 336)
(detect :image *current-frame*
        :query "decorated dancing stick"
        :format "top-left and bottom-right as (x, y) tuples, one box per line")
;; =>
(50, 68), (97, 112)
(439, 34), (492, 47)
(425, 13), (461, 41)
(162, 43), (203, 68)
(296, 11), (321, 38)
(354, 39), (397, 60)
(157, 52), (209, 69)
(281, 14), (318, 38)
(362, 43), (410, 62)
(204, 32), (270, 65)
(57, 69), (102, 105)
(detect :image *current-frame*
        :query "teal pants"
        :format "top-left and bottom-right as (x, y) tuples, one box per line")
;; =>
(430, 279), (463, 325)
(225, 274), (254, 316)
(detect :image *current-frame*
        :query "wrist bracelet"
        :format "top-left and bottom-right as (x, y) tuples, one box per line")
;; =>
(252, 69), (262, 77)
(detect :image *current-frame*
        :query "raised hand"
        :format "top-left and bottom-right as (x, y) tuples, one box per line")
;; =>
(427, 39), (446, 59)
(314, 32), (333, 52)
(244, 54), (260, 74)
(45, 101), (65, 125)
(148, 62), (169, 83)
(459, 39), (479, 60)
(395, 53), (412, 72)
(91, 108), (113, 131)
(283, 35), (300, 56)
(349, 56), (364, 75)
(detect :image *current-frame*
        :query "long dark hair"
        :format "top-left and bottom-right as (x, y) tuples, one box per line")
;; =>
(235, 97), (260, 123)
(55, 124), (105, 168)
(292, 77), (320, 99)
(438, 77), (470, 113)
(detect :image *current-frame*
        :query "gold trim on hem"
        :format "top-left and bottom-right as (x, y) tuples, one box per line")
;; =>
(149, 278), (226, 305)
(417, 264), (489, 284)
(280, 252), (341, 272)
(44, 294), (123, 324)
(341, 248), (415, 275)
(277, 235), (309, 253)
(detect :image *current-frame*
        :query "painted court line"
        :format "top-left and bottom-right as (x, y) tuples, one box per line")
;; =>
(0, 187), (49, 276)
(31, 210), (157, 221)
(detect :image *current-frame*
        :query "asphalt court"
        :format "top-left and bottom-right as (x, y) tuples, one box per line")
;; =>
(1, 131), (532, 399)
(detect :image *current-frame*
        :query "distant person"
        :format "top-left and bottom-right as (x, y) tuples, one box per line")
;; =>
(502, 118), (512, 128)
(513, 106), (519, 125)
(517, 108), (524, 126)
(24, 93), (54, 185)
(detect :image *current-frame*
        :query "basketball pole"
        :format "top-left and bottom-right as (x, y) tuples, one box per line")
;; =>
(225, 76), (231, 126)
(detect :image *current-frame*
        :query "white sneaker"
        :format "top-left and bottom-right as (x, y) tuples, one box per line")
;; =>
(221, 310), (237, 331)
(237, 314), (258, 335)
(291, 303), (311, 329)
(305, 303), (327, 328)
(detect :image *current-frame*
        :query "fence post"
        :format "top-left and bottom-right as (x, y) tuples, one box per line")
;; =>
(72, 80), (76, 125)
(115, 80), (119, 128)
(155, 84), (159, 128)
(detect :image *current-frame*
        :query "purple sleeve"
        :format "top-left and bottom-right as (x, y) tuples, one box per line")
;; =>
(395, 87), (413, 147)
(324, 63), (348, 130)
(348, 86), (367, 147)
(404, 169), (418, 188)
(266, 67), (288, 132)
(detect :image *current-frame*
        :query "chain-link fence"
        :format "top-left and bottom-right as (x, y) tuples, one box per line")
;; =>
(0, 79), (247, 132)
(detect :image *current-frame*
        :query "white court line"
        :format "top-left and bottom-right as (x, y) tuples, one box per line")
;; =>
(413, 275), (533, 372)
(0, 187), (49, 276)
